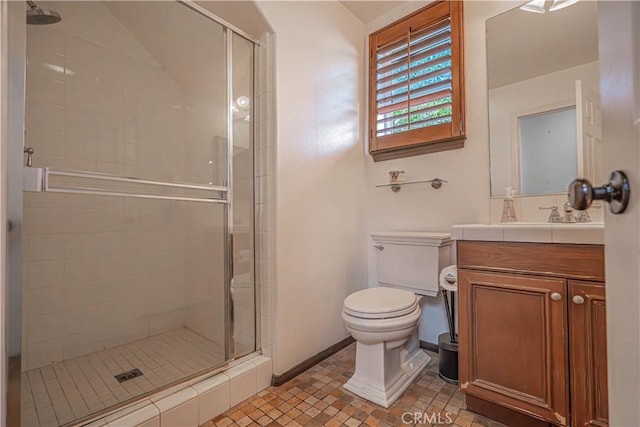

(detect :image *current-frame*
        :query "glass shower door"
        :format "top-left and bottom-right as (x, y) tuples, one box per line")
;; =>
(16, 2), (255, 425)
(231, 33), (256, 358)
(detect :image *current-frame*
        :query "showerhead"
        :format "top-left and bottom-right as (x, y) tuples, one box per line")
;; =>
(26, 1), (62, 25)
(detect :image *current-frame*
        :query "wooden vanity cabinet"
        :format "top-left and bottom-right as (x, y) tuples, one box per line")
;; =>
(568, 281), (608, 426)
(457, 241), (607, 427)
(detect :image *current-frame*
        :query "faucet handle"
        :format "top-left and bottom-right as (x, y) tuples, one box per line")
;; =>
(539, 206), (562, 223)
(576, 210), (591, 223)
(562, 201), (577, 223)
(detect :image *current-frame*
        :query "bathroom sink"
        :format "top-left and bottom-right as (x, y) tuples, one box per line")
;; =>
(451, 223), (604, 244)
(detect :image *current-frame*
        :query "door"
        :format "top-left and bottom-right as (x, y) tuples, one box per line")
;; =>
(568, 281), (608, 427)
(458, 270), (568, 426)
(598, 2), (640, 424)
(575, 79), (603, 185)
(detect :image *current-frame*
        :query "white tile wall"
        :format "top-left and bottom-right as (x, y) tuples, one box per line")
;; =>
(226, 361), (258, 407)
(191, 374), (229, 425)
(22, 7), (229, 370)
(108, 404), (159, 427)
(255, 32), (274, 359)
(451, 224), (604, 245)
(489, 194), (605, 224)
(155, 388), (198, 427)
(503, 224), (553, 242)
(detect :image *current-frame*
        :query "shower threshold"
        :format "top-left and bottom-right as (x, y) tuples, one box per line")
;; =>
(21, 328), (225, 427)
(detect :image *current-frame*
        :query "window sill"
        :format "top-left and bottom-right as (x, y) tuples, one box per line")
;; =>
(370, 135), (466, 162)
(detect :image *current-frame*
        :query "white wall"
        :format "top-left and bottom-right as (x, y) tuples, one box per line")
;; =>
(255, 1), (368, 375)
(364, 2), (518, 344)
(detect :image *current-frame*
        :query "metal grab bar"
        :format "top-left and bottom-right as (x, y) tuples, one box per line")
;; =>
(46, 168), (229, 192)
(24, 167), (229, 204)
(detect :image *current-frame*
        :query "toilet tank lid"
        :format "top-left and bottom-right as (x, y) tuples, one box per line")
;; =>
(371, 232), (452, 246)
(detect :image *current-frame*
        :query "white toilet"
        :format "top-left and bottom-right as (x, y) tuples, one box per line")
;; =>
(342, 232), (452, 407)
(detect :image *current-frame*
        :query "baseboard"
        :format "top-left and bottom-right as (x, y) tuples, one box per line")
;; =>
(466, 395), (553, 427)
(271, 336), (355, 386)
(420, 340), (439, 353)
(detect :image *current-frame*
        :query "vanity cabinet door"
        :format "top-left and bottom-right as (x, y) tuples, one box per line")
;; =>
(568, 281), (608, 427)
(458, 270), (569, 426)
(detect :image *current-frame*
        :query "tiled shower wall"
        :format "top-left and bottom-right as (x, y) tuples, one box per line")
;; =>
(23, 17), (189, 371)
(489, 194), (605, 223)
(255, 32), (274, 359)
(22, 3), (229, 371)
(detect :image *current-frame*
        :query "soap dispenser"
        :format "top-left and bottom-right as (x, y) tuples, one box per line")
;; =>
(501, 187), (518, 223)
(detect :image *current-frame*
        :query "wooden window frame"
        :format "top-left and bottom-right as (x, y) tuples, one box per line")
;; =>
(368, 1), (465, 162)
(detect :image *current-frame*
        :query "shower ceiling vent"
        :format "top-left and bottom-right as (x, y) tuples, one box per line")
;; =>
(114, 368), (144, 383)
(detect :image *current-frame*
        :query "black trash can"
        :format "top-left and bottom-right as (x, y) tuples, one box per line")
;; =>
(438, 332), (458, 384)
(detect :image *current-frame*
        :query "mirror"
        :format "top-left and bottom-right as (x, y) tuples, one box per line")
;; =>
(487, 1), (602, 197)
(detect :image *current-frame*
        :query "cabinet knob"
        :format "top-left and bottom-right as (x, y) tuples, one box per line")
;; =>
(572, 295), (585, 305)
(373, 245), (384, 251)
(550, 292), (562, 301)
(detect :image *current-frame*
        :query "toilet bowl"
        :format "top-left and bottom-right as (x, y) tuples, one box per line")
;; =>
(342, 232), (452, 407)
(342, 287), (430, 408)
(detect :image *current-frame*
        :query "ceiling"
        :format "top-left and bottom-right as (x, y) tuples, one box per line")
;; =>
(487, 1), (598, 89)
(339, 0), (411, 24)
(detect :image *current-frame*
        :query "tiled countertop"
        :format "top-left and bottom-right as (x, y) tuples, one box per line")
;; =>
(451, 223), (604, 245)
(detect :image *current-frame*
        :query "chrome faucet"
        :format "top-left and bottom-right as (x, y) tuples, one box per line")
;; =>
(562, 201), (577, 223)
(541, 202), (591, 223)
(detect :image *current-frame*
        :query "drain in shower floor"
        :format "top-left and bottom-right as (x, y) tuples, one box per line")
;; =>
(114, 368), (144, 383)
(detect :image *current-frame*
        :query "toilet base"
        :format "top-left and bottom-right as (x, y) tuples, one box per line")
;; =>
(344, 333), (431, 408)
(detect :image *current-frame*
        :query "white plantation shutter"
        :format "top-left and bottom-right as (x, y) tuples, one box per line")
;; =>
(369, 1), (465, 160)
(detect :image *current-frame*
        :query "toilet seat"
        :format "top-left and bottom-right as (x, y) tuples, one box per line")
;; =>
(343, 287), (418, 319)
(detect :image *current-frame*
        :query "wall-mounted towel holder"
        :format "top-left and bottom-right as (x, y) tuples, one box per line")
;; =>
(376, 178), (447, 193)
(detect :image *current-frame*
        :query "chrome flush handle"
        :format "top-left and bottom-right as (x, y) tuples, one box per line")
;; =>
(24, 147), (34, 167)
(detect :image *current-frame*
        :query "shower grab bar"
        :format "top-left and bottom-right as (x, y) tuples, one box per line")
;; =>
(24, 167), (229, 204)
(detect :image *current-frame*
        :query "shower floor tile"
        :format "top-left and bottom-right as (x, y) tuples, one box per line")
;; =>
(22, 328), (225, 427)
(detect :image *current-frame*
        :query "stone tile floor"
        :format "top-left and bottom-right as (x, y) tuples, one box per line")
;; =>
(205, 343), (505, 426)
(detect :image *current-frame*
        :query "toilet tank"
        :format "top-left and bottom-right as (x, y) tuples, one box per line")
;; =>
(371, 232), (453, 297)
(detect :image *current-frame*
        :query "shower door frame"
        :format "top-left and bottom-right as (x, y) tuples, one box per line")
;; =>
(4, 1), (260, 425)
(178, 0), (262, 365)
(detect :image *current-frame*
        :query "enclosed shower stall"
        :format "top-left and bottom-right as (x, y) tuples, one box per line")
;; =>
(7, 1), (257, 425)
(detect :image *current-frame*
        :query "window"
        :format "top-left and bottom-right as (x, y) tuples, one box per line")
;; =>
(368, 1), (465, 161)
